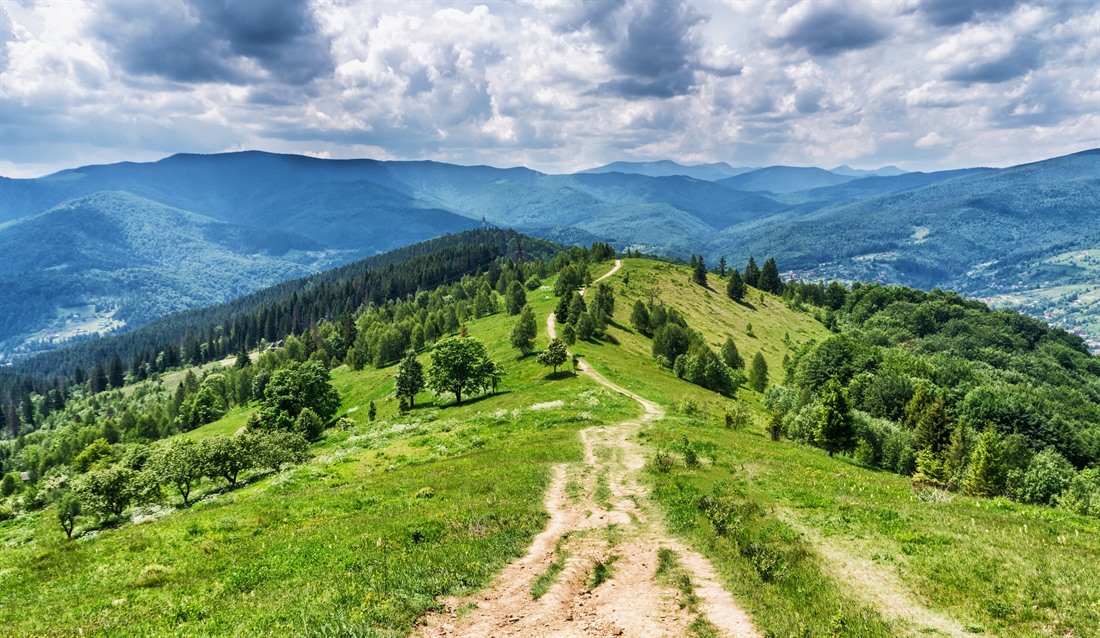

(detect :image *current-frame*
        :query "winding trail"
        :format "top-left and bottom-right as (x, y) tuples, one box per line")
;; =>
(416, 260), (760, 638)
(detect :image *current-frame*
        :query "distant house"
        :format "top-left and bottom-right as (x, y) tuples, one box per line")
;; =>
(267, 339), (285, 351)
(20, 471), (30, 483)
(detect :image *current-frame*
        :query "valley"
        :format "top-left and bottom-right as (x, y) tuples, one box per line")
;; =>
(1, 149), (1097, 362)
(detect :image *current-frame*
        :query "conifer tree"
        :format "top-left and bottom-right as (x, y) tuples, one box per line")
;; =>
(758, 257), (783, 294)
(721, 337), (744, 370)
(814, 379), (854, 457)
(505, 281), (527, 315)
(567, 292), (587, 325)
(748, 352), (768, 392)
(630, 300), (651, 335)
(963, 427), (1005, 497)
(692, 254), (708, 286)
(727, 269), (745, 302)
(744, 256), (760, 288)
(717, 256), (727, 276)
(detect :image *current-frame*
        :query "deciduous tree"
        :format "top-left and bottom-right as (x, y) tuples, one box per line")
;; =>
(426, 336), (494, 405)
(394, 350), (426, 407)
(538, 338), (569, 374)
(509, 305), (538, 355)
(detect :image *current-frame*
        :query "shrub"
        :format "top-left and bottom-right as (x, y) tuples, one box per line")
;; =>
(1015, 448), (1075, 505)
(1058, 468), (1100, 517)
(651, 449), (675, 474)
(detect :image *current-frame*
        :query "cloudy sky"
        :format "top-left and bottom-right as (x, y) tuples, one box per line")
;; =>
(1, 0), (1097, 177)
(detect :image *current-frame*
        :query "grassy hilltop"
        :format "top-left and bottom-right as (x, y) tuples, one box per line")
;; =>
(2, 258), (1098, 637)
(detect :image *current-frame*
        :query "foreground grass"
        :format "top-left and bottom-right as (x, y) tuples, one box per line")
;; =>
(0, 274), (640, 636)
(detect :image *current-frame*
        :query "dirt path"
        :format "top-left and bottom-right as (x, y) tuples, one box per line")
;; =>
(780, 515), (970, 638)
(417, 260), (760, 638)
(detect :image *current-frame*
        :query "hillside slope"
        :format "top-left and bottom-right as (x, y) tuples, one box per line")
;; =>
(3, 149), (1098, 357)
(0, 192), (328, 363)
(1, 259), (1097, 637)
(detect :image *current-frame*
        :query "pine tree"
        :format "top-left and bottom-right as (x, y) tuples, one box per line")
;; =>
(567, 292), (587, 326)
(963, 427), (1005, 497)
(748, 352), (768, 392)
(593, 283), (615, 317)
(630, 300), (651, 335)
(692, 254), (708, 286)
(509, 305), (538, 355)
(505, 281), (527, 315)
(726, 269), (745, 302)
(89, 364), (108, 394)
(721, 337), (744, 370)
(744, 257), (760, 288)
(717, 256), (727, 276)
(758, 257), (783, 294)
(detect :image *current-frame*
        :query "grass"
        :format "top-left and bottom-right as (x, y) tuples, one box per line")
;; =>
(0, 267), (641, 636)
(588, 554), (620, 589)
(530, 533), (570, 600)
(578, 259), (1100, 638)
(5, 258), (1098, 636)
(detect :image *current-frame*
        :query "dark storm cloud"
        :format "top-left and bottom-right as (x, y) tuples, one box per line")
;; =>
(773, 5), (889, 57)
(917, 0), (1021, 27)
(96, 0), (331, 86)
(945, 39), (1041, 84)
(558, 0), (715, 99)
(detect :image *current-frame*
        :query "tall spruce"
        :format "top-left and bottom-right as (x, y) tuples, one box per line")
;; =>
(814, 379), (854, 457)
(726, 269), (745, 302)
(691, 254), (708, 287)
(748, 352), (768, 392)
(743, 256), (760, 288)
(509, 305), (538, 355)
(758, 257), (783, 294)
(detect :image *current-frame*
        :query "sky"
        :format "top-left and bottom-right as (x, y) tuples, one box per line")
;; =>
(1, 0), (1098, 177)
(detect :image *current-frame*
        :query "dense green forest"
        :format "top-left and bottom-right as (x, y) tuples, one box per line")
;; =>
(0, 235), (620, 530)
(768, 278), (1100, 513)
(0, 230), (559, 426)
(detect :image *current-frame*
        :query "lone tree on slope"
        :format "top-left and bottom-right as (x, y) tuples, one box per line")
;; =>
(538, 338), (570, 374)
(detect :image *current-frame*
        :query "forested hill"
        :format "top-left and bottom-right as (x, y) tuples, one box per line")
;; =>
(7, 229), (564, 384)
(4, 148), (1097, 359)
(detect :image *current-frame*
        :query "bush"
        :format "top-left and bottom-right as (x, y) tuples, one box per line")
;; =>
(1058, 468), (1100, 517)
(651, 449), (675, 474)
(1015, 448), (1076, 505)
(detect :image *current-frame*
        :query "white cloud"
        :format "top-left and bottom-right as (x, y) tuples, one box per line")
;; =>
(0, 0), (1096, 177)
(915, 131), (950, 148)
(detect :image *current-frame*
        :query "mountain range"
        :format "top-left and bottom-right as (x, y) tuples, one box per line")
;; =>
(1, 148), (1097, 361)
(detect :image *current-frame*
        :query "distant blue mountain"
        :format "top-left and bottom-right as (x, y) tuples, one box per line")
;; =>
(716, 166), (857, 193)
(578, 160), (755, 181)
(0, 192), (329, 361)
(2, 148), (1097, 358)
(829, 165), (908, 177)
